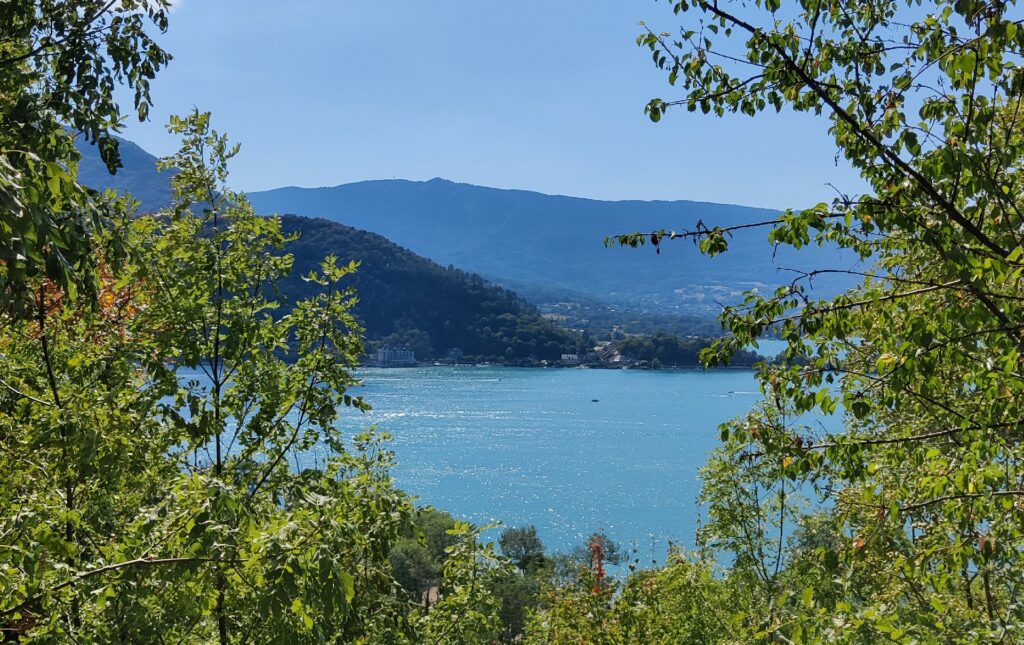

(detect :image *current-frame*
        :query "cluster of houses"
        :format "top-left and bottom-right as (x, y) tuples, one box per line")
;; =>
(559, 342), (635, 368)
(374, 342), (635, 368)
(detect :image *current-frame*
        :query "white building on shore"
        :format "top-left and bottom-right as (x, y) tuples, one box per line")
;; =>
(377, 346), (417, 367)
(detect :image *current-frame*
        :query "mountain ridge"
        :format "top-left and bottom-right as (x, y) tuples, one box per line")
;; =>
(269, 176), (775, 212)
(76, 135), (173, 209)
(277, 214), (580, 361)
(247, 179), (855, 311)
(76, 135), (859, 323)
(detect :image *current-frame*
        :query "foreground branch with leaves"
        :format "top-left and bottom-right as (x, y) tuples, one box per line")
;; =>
(0, 0), (171, 318)
(536, 0), (1024, 642)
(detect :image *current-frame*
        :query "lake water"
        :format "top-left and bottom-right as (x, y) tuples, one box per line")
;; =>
(343, 365), (772, 562)
(182, 339), (802, 561)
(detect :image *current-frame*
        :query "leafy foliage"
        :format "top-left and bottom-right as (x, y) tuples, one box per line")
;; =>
(389, 508), (457, 600)
(525, 554), (735, 645)
(414, 521), (512, 644)
(0, 0), (170, 316)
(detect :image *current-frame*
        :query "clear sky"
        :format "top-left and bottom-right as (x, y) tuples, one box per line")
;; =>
(116, 0), (863, 210)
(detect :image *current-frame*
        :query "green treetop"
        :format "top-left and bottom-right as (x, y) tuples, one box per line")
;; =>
(0, 111), (512, 643)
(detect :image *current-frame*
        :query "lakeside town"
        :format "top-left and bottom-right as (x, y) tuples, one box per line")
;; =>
(373, 343), (638, 369)
(367, 341), (779, 370)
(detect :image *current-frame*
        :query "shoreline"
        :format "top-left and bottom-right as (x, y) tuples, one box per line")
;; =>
(360, 361), (766, 371)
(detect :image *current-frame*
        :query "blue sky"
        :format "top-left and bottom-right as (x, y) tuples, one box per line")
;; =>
(116, 0), (863, 209)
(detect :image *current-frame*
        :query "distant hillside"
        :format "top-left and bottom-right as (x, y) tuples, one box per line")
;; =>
(248, 180), (861, 312)
(278, 215), (579, 361)
(76, 136), (173, 210)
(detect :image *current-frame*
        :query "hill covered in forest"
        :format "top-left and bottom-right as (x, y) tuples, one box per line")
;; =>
(76, 135), (173, 209)
(278, 215), (579, 362)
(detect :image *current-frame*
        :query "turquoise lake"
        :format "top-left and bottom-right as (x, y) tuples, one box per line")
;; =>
(343, 364), (774, 562)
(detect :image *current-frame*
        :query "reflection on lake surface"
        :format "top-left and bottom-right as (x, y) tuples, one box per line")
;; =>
(334, 365), (786, 559)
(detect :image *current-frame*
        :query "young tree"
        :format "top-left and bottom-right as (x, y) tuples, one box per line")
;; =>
(1, 110), (517, 643)
(415, 522), (512, 645)
(500, 526), (546, 572)
(124, 110), (417, 642)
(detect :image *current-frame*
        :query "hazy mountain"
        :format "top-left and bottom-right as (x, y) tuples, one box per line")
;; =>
(76, 136), (173, 210)
(247, 180), (860, 313)
(76, 135), (859, 325)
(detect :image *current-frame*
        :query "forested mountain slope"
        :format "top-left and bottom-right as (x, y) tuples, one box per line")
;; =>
(278, 215), (578, 361)
(76, 136), (172, 209)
